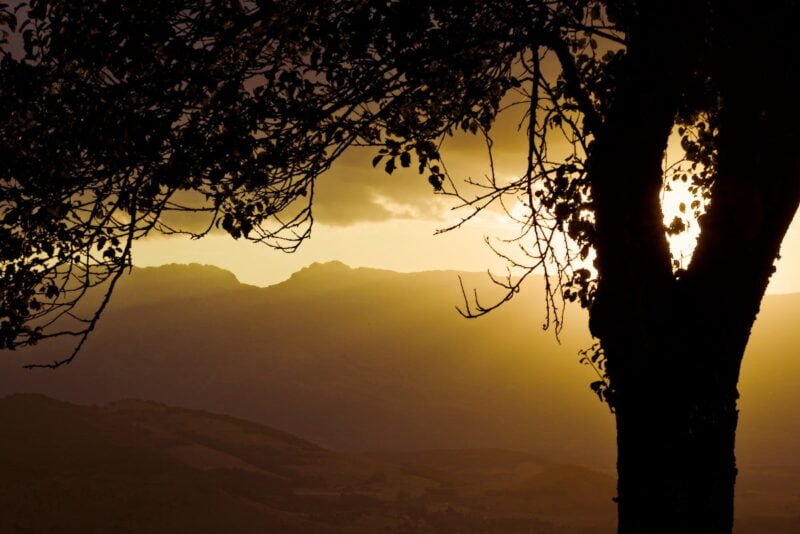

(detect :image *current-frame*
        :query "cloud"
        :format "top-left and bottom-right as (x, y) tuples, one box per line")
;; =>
(151, 96), (548, 233)
(312, 146), (451, 226)
(312, 98), (545, 228)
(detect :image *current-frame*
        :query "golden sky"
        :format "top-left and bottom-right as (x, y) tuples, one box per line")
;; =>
(133, 102), (800, 294)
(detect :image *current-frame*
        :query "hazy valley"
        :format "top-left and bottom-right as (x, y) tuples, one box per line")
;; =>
(1, 394), (618, 533)
(2, 262), (800, 532)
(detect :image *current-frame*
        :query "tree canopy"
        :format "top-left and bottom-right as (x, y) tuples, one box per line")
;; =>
(0, 0), (650, 361)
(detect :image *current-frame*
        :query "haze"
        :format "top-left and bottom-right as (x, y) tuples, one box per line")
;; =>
(4, 262), (800, 532)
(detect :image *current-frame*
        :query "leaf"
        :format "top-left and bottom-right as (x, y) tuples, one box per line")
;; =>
(45, 284), (59, 299)
(22, 29), (33, 57)
(372, 155), (383, 167)
(589, 380), (607, 402)
(221, 213), (234, 233)
(666, 216), (686, 235)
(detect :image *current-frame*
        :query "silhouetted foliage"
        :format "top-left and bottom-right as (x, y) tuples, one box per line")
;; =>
(3, 2), (800, 533)
(1, 0), (621, 361)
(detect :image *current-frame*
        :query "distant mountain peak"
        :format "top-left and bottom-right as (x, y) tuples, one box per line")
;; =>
(298, 260), (352, 273)
(132, 262), (242, 282)
(284, 260), (356, 283)
(103, 263), (248, 309)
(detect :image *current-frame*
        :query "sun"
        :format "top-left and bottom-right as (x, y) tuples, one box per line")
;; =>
(662, 136), (705, 270)
(662, 185), (701, 268)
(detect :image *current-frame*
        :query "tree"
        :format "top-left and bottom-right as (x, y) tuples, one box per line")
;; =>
(2, 1), (799, 532)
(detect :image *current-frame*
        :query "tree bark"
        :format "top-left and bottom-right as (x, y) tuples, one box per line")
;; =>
(590, 4), (800, 531)
(582, 3), (800, 533)
(612, 330), (741, 534)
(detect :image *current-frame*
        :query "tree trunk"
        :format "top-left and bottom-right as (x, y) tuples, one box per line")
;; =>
(580, 3), (800, 532)
(604, 61), (800, 534)
(583, 3), (800, 532)
(613, 335), (741, 534)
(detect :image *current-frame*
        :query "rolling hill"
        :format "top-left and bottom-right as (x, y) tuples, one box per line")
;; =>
(0, 394), (796, 533)
(2, 261), (800, 472)
(1, 262), (610, 464)
(0, 394), (616, 534)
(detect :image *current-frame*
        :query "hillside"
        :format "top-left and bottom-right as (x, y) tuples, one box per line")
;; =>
(0, 394), (616, 534)
(0, 394), (796, 533)
(2, 262), (610, 463)
(2, 261), (800, 471)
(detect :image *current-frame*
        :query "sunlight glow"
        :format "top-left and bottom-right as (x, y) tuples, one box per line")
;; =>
(661, 180), (702, 269)
(661, 134), (706, 270)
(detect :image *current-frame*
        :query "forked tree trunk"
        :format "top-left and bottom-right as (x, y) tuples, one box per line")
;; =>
(599, 62), (800, 534)
(583, 4), (800, 533)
